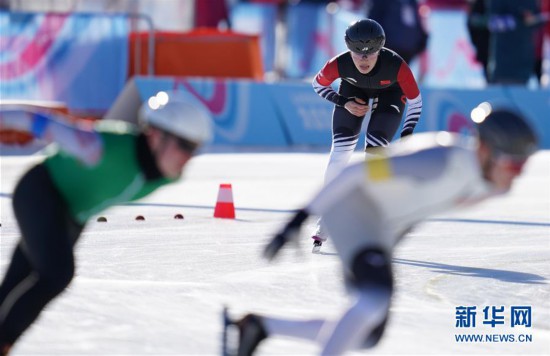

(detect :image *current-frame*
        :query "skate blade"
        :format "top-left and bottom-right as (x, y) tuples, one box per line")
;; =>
(312, 244), (322, 254)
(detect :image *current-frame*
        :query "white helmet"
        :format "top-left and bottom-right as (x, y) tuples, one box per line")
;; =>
(138, 91), (213, 149)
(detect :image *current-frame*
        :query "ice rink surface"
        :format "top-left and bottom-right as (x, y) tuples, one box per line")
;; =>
(1, 148), (549, 355)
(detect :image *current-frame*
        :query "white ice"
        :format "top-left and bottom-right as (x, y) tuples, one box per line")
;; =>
(1, 148), (549, 355)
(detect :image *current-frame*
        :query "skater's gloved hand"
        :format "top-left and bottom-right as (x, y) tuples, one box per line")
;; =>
(263, 209), (309, 261)
(0, 109), (49, 145)
(344, 97), (369, 117)
(263, 230), (294, 261)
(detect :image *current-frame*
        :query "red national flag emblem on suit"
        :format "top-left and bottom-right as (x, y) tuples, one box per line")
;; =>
(380, 80), (391, 85)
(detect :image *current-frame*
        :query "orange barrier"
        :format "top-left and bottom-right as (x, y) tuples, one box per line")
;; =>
(129, 29), (264, 80)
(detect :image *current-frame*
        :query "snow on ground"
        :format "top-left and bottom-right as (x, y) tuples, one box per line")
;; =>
(0, 149), (549, 355)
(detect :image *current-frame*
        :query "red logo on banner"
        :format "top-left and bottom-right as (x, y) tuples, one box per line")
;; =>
(173, 79), (227, 116)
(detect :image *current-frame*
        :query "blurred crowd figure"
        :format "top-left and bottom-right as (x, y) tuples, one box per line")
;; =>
(536, 0), (550, 86)
(365, 0), (428, 64)
(5, 0), (549, 85)
(194, 0), (231, 28)
(467, 0), (549, 85)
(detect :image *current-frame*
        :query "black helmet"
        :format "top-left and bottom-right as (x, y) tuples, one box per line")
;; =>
(473, 103), (538, 158)
(345, 19), (385, 55)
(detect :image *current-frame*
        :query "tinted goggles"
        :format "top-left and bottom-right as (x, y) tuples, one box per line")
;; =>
(351, 50), (380, 59)
(175, 136), (199, 153)
(492, 153), (528, 174)
(159, 130), (199, 153)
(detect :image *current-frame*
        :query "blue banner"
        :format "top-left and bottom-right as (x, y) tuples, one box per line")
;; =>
(401, 87), (550, 149)
(504, 87), (550, 149)
(134, 76), (288, 146)
(132, 75), (550, 149)
(268, 82), (333, 145)
(0, 11), (129, 113)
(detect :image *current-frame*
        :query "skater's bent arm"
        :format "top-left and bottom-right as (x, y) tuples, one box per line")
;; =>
(0, 108), (103, 165)
(397, 63), (422, 137)
(401, 94), (422, 137)
(312, 57), (350, 107)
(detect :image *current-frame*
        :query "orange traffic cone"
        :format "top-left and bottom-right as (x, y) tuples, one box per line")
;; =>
(214, 183), (236, 219)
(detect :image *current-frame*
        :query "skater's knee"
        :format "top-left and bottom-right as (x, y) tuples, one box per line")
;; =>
(365, 131), (389, 149)
(37, 262), (75, 295)
(348, 248), (393, 293)
(333, 127), (359, 144)
(333, 127), (355, 137)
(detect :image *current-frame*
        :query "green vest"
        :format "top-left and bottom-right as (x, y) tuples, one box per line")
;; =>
(44, 121), (172, 224)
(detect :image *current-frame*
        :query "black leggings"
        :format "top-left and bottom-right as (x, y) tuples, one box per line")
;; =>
(0, 164), (84, 344)
(334, 80), (405, 149)
(349, 248), (394, 349)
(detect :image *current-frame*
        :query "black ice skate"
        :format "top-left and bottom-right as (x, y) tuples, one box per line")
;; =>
(312, 238), (323, 254)
(311, 223), (327, 254)
(222, 308), (267, 356)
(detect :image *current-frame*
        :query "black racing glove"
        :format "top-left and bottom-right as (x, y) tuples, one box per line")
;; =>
(263, 209), (309, 261)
